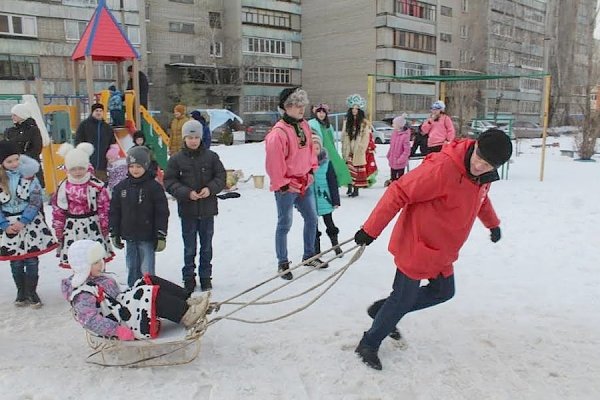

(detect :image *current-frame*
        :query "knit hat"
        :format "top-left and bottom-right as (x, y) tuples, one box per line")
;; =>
(108, 85), (116, 92)
(106, 143), (122, 162)
(477, 129), (513, 168)
(127, 146), (151, 170)
(0, 141), (20, 165)
(132, 130), (146, 144)
(68, 239), (105, 288)
(315, 103), (330, 113)
(311, 133), (322, 148)
(346, 94), (366, 109)
(174, 104), (186, 114)
(392, 115), (406, 130)
(181, 120), (203, 138)
(58, 142), (94, 170)
(91, 103), (104, 112)
(431, 100), (446, 111)
(11, 103), (31, 120)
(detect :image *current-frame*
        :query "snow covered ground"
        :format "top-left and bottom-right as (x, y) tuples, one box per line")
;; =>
(1, 136), (599, 400)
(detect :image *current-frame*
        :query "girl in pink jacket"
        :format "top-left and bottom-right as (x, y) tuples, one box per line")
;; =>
(52, 143), (113, 268)
(386, 115), (411, 185)
(419, 100), (455, 153)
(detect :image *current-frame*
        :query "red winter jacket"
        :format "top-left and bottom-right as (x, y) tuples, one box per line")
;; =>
(362, 139), (500, 280)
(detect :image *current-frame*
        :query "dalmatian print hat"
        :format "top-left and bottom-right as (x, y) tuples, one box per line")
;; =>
(68, 239), (105, 288)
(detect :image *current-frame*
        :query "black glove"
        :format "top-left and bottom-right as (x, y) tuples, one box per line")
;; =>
(490, 227), (501, 243)
(279, 184), (289, 192)
(111, 235), (124, 250)
(354, 229), (375, 246)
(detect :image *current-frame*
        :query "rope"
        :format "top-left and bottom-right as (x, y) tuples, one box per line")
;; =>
(207, 240), (364, 325)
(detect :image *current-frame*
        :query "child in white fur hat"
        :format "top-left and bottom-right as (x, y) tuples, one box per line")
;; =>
(51, 143), (114, 268)
(61, 239), (210, 340)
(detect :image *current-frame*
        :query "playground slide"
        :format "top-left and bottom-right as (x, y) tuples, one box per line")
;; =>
(113, 127), (134, 156)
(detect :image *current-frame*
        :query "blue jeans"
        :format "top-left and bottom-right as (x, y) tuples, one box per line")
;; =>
(10, 257), (39, 279)
(274, 186), (318, 264)
(125, 240), (156, 287)
(362, 269), (455, 349)
(181, 217), (214, 280)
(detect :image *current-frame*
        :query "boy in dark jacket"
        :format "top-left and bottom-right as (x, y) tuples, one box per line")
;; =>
(109, 146), (169, 287)
(164, 120), (226, 293)
(75, 103), (116, 181)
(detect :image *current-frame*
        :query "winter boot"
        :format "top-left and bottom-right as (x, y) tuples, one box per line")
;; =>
(303, 257), (328, 269)
(314, 230), (322, 255)
(350, 186), (359, 197)
(384, 179), (391, 187)
(367, 299), (402, 341)
(181, 302), (209, 329)
(183, 277), (197, 294)
(25, 275), (43, 309)
(278, 261), (293, 280)
(355, 334), (382, 370)
(327, 227), (342, 256)
(13, 273), (27, 307)
(346, 184), (353, 196)
(200, 278), (212, 292)
(187, 292), (210, 307)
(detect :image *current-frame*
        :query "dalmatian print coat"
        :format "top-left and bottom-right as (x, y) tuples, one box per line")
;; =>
(0, 174), (58, 261)
(52, 175), (114, 268)
(66, 274), (159, 340)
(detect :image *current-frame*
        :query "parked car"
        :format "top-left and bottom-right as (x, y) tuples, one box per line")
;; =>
(512, 120), (560, 138)
(245, 121), (272, 142)
(371, 120), (393, 144)
(467, 120), (497, 138)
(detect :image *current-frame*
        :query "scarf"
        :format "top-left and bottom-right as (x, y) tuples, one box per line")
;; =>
(282, 113), (306, 147)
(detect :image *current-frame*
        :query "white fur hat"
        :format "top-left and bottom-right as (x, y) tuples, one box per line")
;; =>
(68, 240), (105, 288)
(11, 103), (31, 120)
(58, 142), (94, 170)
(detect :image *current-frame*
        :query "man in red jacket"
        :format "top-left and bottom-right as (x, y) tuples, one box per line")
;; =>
(353, 129), (512, 370)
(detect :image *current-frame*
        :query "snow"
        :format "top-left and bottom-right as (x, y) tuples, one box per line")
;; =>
(1, 137), (599, 400)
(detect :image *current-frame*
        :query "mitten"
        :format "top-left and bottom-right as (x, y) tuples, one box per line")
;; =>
(155, 232), (166, 252)
(354, 229), (375, 246)
(490, 227), (501, 243)
(111, 235), (124, 250)
(116, 326), (135, 341)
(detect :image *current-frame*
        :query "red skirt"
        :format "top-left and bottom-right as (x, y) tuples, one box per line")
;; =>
(347, 161), (368, 188)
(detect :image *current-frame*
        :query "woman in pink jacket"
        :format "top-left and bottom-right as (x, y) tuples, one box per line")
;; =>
(385, 115), (411, 186)
(419, 100), (455, 154)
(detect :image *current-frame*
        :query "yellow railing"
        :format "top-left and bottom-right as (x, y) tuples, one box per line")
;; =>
(140, 106), (170, 146)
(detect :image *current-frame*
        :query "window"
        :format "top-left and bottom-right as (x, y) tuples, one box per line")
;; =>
(63, 0), (97, 6)
(244, 95), (279, 112)
(440, 6), (452, 17)
(520, 101), (540, 114)
(65, 20), (88, 40)
(520, 78), (542, 92)
(395, 61), (435, 77)
(145, 2), (151, 21)
(440, 60), (452, 75)
(0, 54), (40, 80)
(170, 54), (195, 64)
(440, 33), (452, 43)
(126, 26), (140, 45)
(244, 67), (290, 84)
(393, 30), (436, 53)
(95, 63), (116, 80)
(169, 22), (194, 34)
(523, 6), (544, 24)
(395, 0), (436, 22)
(210, 42), (222, 57)
(394, 94), (435, 113)
(242, 7), (292, 29)
(461, 0), (469, 12)
(209, 12), (222, 29)
(170, 0), (194, 3)
(460, 25), (469, 38)
(0, 13), (37, 37)
(243, 37), (292, 57)
(459, 49), (470, 63)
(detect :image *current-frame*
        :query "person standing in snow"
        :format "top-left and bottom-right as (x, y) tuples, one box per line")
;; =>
(385, 114), (411, 186)
(265, 87), (326, 281)
(169, 105), (190, 156)
(341, 94), (371, 197)
(419, 100), (455, 154)
(190, 110), (212, 150)
(353, 129), (512, 370)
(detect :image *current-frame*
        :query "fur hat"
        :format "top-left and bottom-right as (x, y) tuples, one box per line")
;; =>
(11, 103), (31, 120)
(174, 104), (186, 114)
(58, 142), (94, 170)
(278, 87), (309, 111)
(477, 129), (513, 168)
(91, 103), (104, 112)
(431, 100), (446, 111)
(182, 120), (204, 138)
(127, 146), (151, 170)
(0, 141), (20, 165)
(346, 94), (366, 110)
(68, 239), (105, 288)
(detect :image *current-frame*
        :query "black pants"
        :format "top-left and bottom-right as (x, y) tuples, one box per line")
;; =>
(426, 145), (443, 154)
(321, 213), (337, 233)
(147, 275), (190, 323)
(390, 168), (405, 181)
(411, 134), (429, 156)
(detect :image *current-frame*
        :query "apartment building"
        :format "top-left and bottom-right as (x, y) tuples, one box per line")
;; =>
(0, 0), (144, 100)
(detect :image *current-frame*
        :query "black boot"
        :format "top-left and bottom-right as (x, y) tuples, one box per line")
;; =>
(355, 334), (382, 370)
(278, 261), (293, 280)
(184, 277), (197, 294)
(314, 230), (322, 255)
(326, 227), (342, 256)
(350, 186), (359, 197)
(13, 273), (27, 307)
(25, 275), (42, 309)
(367, 299), (402, 341)
(346, 184), (353, 196)
(199, 278), (212, 291)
